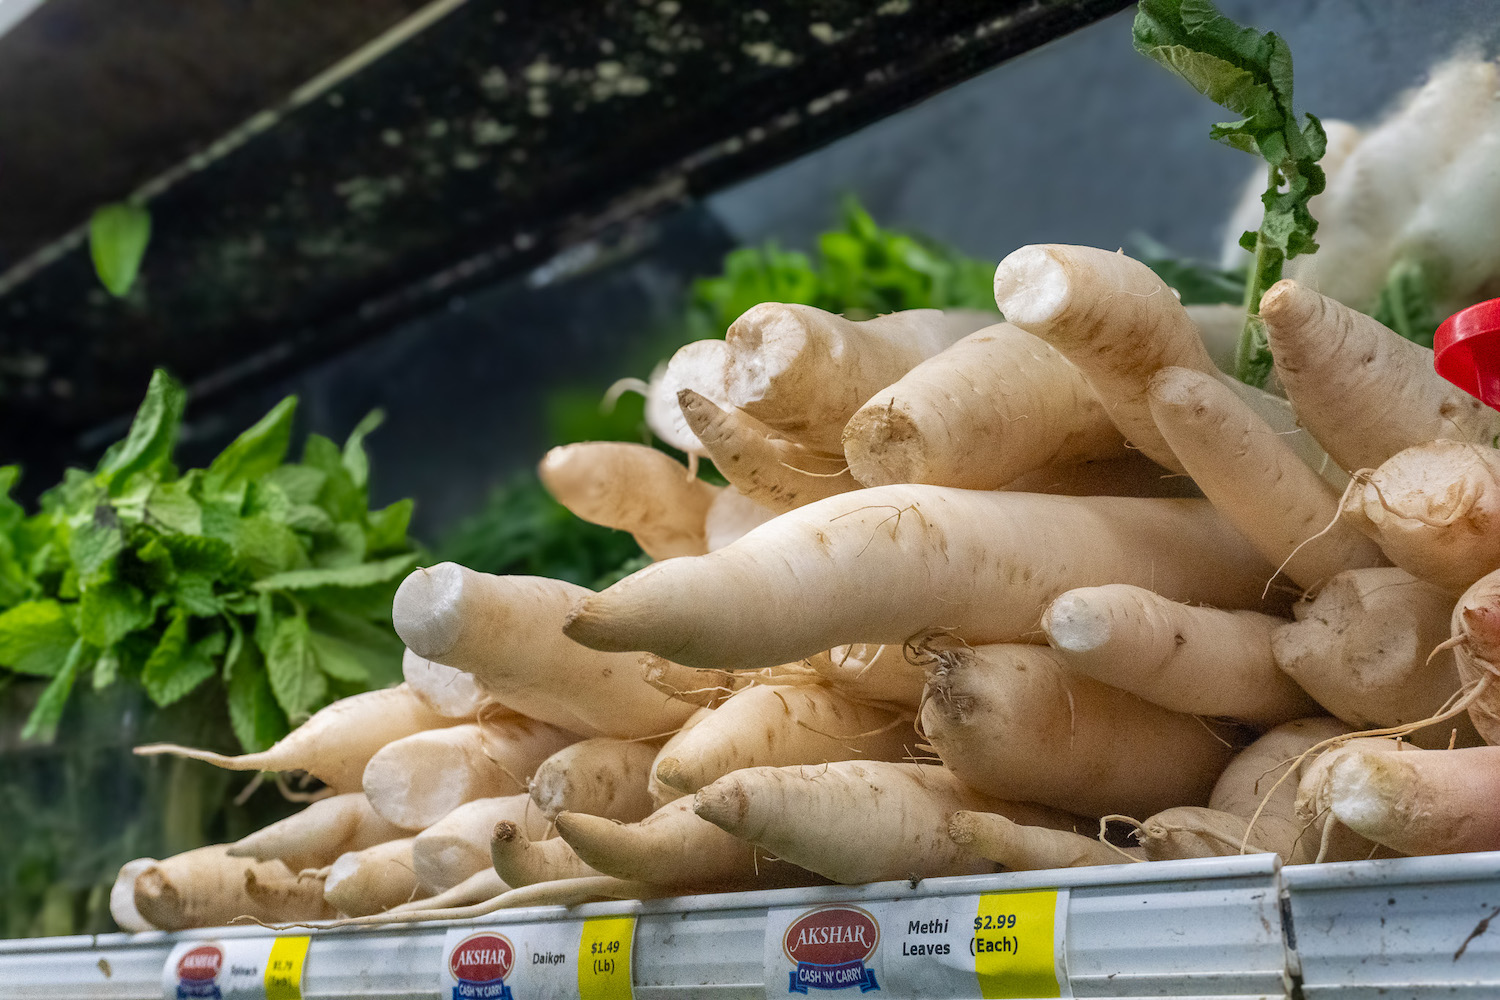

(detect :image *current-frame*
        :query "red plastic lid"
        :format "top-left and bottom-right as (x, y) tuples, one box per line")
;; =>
(1434, 298), (1500, 412)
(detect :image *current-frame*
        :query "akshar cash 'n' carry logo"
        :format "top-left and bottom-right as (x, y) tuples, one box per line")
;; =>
(449, 932), (516, 1000)
(174, 944), (224, 1000)
(783, 905), (881, 994)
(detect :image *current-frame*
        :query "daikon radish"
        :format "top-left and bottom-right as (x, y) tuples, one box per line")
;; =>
(1308, 745), (1500, 855)
(538, 442), (719, 559)
(1209, 717), (1380, 864)
(993, 244), (1220, 471)
(1259, 281), (1500, 472)
(1271, 568), (1477, 747)
(385, 868), (508, 914)
(228, 792), (406, 872)
(393, 566), (698, 739)
(1296, 738), (1417, 859)
(693, 761), (1076, 884)
(804, 644), (926, 710)
(134, 684), (453, 793)
(556, 798), (825, 890)
(1148, 367), (1387, 590)
(413, 795), (549, 895)
(565, 487), (1282, 670)
(323, 838), (423, 916)
(842, 322), (1127, 490)
(403, 649), (490, 719)
(647, 707), (711, 807)
(134, 846), (333, 931)
(1285, 60), (1497, 309)
(652, 683), (912, 796)
(643, 657), (747, 709)
(949, 812), (1138, 869)
(1342, 440), (1500, 593)
(529, 738), (660, 822)
(721, 303), (990, 451)
(999, 455), (1202, 498)
(920, 642), (1238, 817)
(1452, 568), (1500, 744)
(703, 486), (777, 551)
(490, 820), (602, 887)
(1136, 807), (1277, 862)
(678, 389), (856, 512)
(110, 859), (158, 932)
(362, 718), (575, 830)
(655, 340), (734, 455)
(1042, 585), (1313, 726)
(331, 876), (662, 928)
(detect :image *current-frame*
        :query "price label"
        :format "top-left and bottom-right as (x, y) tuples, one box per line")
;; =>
(441, 923), (576, 999)
(972, 892), (1063, 999)
(162, 937), (310, 1000)
(763, 891), (1068, 1000)
(263, 936), (310, 1000)
(578, 916), (635, 1000)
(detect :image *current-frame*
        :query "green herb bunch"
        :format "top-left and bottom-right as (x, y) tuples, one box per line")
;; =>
(0, 371), (415, 751)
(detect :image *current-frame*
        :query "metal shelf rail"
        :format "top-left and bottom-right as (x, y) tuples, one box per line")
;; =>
(1, 852), (1497, 1000)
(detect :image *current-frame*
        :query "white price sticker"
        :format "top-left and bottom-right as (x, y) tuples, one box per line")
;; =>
(763, 892), (1069, 1000)
(440, 923), (581, 1000)
(161, 937), (309, 1000)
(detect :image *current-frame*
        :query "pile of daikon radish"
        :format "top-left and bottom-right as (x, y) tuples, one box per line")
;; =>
(112, 59), (1500, 933)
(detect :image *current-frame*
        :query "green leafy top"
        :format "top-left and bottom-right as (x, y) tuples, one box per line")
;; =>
(89, 203), (152, 299)
(0, 371), (415, 747)
(1133, 0), (1326, 386)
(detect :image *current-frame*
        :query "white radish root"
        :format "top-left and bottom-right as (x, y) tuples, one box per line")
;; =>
(133, 684), (453, 793)
(651, 683), (912, 796)
(564, 487), (1283, 671)
(1148, 366), (1387, 591)
(1259, 280), (1500, 472)
(678, 389), (857, 512)
(1042, 585), (1313, 726)
(538, 442), (719, 559)
(693, 761), (1077, 885)
(949, 812), (1140, 869)
(412, 795), (549, 895)
(1452, 567), (1500, 744)
(403, 648), (491, 719)
(529, 738), (661, 822)
(703, 486), (777, 551)
(134, 846), (333, 931)
(393, 565), (698, 739)
(228, 792), (407, 873)
(842, 322), (1127, 490)
(920, 642), (1239, 818)
(1342, 440), (1500, 594)
(993, 243), (1219, 472)
(655, 340), (735, 455)
(110, 859), (158, 932)
(804, 643), (927, 711)
(323, 837), (424, 917)
(361, 718), (575, 830)
(1271, 567), (1478, 747)
(490, 820), (602, 887)
(722, 303), (990, 452)
(999, 454), (1202, 499)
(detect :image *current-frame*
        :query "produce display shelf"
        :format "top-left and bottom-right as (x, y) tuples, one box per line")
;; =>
(2, 852), (1498, 1000)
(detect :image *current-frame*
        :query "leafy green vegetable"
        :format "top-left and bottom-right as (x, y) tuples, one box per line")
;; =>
(1372, 257), (1444, 348)
(89, 202), (152, 298)
(1134, 0), (1326, 387)
(0, 371), (418, 748)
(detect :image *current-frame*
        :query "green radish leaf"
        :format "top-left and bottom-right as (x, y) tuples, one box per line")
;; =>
(0, 600), (79, 676)
(68, 507), (124, 585)
(264, 464), (327, 505)
(303, 434), (362, 522)
(265, 613), (326, 722)
(78, 580), (150, 648)
(95, 370), (186, 490)
(160, 534), (238, 577)
(253, 551), (418, 592)
(234, 516), (309, 577)
(140, 609), (190, 706)
(284, 503), (335, 535)
(307, 629), (372, 683)
(146, 480), (202, 535)
(89, 202), (151, 298)
(226, 646), (286, 752)
(173, 573), (222, 617)
(205, 397), (298, 492)
(21, 639), (90, 742)
(365, 498), (414, 555)
(312, 521), (366, 569)
(341, 410), (384, 491)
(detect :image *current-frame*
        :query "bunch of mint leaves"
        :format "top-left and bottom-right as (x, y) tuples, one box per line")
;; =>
(1133, 0), (1327, 387)
(0, 370), (415, 751)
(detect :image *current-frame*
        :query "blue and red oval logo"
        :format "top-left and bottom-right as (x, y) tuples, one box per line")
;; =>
(784, 905), (880, 967)
(176, 945), (223, 982)
(450, 932), (515, 985)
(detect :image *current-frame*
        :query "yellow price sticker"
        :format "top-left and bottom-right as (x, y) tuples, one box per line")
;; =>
(971, 891), (1061, 1000)
(577, 916), (634, 1000)
(263, 936), (310, 1000)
